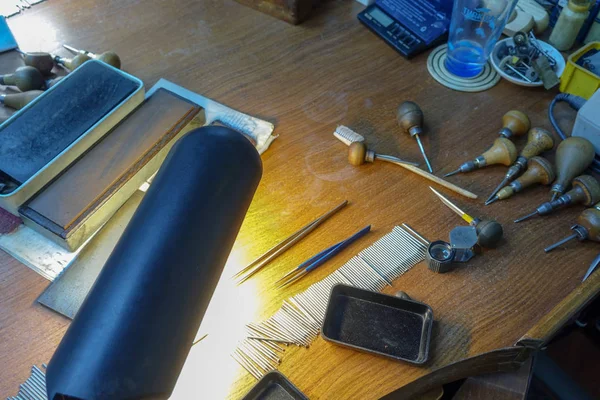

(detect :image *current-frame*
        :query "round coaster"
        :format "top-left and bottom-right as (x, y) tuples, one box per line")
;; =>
(427, 45), (500, 92)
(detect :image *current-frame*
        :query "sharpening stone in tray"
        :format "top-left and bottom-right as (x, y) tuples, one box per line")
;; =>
(0, 61), (139, 185)
(20, 88), (202, 251)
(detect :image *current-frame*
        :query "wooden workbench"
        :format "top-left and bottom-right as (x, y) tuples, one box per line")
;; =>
(1, 0), (599, 398)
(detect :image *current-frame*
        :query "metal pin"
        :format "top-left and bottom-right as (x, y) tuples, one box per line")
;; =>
(343, 262), (374, 289)
(358, 256), (392, 286)
(282, 302), (319, 333)
(274, 310), (308, 341)
(289, 297), (319, 326)
(248, 336), (293, 345)
(238, 343), (271, 371)
(231, 352), (261, 379)
(245, 339), (280, 364)
(356, 257), (391, 289)
(400, 224), (430, 245)
(248, 323), (290, 343)
(346, 259), (381, 290)
(514, 210), (538, 223)
(239, 342), (274, 370)
(274, 312), (310, 345)
(265, 318), (302, 345)
(349, 258), (384, 290)
(24, 378), (46, 399)
(281, 302), (315, 332)
(233, 350), (263, 378)
(339, 265), (368, 289)
(262, 319), (296, 343)
(294, 294), (321, 324)
(234, 349), (264, 378)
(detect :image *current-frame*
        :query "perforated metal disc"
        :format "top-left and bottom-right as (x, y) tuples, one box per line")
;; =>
(427, 45), (500, 92)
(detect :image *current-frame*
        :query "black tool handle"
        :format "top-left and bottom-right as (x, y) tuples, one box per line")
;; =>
(46, 125), (262, 399)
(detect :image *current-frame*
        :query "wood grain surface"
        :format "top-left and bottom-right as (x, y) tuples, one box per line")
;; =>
(1, 0), (600, 398)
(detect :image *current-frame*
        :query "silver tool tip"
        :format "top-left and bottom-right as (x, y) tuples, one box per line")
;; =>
(484, 197), (499, 206)
(514, 211), (537, 223)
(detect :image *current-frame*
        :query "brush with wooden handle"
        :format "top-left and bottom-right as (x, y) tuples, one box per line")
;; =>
(334, 126), (478, 199)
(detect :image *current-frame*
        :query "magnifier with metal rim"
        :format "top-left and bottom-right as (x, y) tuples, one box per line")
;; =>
(425, 240), (456, 273)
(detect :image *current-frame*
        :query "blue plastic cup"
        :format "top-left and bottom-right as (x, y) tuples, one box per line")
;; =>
(445, 0), (518, 78)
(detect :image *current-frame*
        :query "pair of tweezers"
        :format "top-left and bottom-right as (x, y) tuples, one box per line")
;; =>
(275, 225), (372, 288)
(233, 200), (348, 284)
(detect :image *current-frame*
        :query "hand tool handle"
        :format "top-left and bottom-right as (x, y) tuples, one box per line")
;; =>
(46, 126), (262, 400)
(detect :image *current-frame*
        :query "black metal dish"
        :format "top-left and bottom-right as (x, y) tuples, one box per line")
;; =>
(322, 284), (433, 364)
(241, 371), (308, 400)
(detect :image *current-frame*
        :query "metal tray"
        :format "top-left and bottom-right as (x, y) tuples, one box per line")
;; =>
(322, 284), (433, 364)
(0, 60), (144, 214)
(241, 371), (308, 400)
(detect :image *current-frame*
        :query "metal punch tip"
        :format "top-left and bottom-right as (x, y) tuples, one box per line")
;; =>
(514, 211), (537, 223)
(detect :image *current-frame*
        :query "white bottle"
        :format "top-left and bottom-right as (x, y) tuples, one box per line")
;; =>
(549, 0), (591, 51)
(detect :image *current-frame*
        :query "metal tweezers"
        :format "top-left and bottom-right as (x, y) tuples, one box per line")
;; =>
(275, 225), (372, 288)
(233, 200), (348, 284)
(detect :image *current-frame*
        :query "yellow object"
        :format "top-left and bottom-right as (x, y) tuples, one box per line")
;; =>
(560, 41), (600, 99)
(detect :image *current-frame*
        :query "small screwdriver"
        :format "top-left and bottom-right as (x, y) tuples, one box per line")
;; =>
(429, 186), (503, 248)
(397, 101), (432, 173)
(445, 110), (529, 177)
(515, 175), (600, 223)
(485, 127), (554, 204)
(544, 206), (600, 252)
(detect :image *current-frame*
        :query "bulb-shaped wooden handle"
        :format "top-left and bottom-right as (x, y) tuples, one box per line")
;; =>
(578, 208), (600, 242)
(397, 101), (424, 136)
(60, 54), (92, 70)
(0, 90), (43, 110)
(520, 127), (555, 159)
(552, 137), (596, 198)
(569, 175), (600, 207)
(22, 52), (54, 75)
(348, 142), (370, 165)
(96, 51), (121, 69)
(0, 66), (45, 91)
(481, 137), (518, 167)
(500, 110), (530, 138)
(497, 156), (555, 200)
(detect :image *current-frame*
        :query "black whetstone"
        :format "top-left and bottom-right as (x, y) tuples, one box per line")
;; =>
(0, 61), (139, 184)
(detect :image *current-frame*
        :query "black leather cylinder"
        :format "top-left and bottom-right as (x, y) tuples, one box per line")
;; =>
(45, 126), (262, 399)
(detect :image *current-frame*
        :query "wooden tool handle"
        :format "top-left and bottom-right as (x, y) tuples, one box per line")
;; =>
(23, 52), (55, 75)
(481, 138), (517, 166)
(571, 175), (600, 206)
(1, 90), (43, 110)
(579, 208), (600, 242)
(521, 127), (555, 158)
(397, 101), (423, 136)
(553, 137), (596, 196)
(97, 51), (121, 69)
(63, 54), (92, 70)
(0, 66), (45, 91)
(389, 160), (478, 199)
(501, 110), (530, 138)
(518, 156), (555, 187)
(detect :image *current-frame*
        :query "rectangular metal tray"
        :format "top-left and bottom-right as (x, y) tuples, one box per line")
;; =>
(241, 371), (308, 400)
(322, 284), (433, 364)
(0, 60), (144, 214)
(19, 89), (202, 251)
